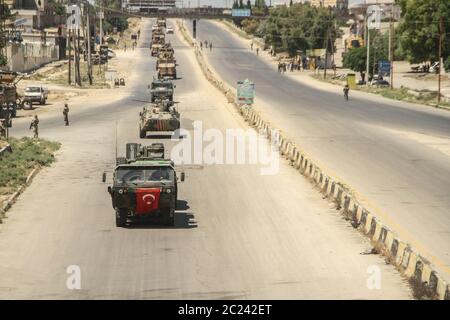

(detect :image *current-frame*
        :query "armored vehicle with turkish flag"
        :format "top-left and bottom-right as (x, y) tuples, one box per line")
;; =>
(106, 143), (185, 227)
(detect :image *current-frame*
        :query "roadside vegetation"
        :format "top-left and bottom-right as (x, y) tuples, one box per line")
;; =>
(0, 138), (60, 198)
(231, 2), (340, 56)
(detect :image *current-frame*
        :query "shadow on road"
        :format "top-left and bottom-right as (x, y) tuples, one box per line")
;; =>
(127, 212), (197, 229)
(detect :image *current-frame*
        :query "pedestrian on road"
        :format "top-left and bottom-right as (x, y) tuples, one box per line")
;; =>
(343, 84), (350, 101)
(209, 43), (212, 51)
(0, 120), (6, 138)
(251, 42), (253, 51)
(29, 115), (39, 139)
(205, 40), (208, 48)
(256, 48), (259, 56)
(124, 43), (127, 52)
(63, 103), (70, 126)
(200, 42), (203, 50)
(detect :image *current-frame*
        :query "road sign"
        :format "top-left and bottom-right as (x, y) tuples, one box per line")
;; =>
(232, 9), (251, 17)
(237, 79), (255, 105)
(378, 60), (391, 77)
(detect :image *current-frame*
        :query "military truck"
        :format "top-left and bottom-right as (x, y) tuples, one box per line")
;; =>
(105, 142), (185, 227)
(157, 17), (166, 28)
(139, 100), (180, 138)
(149, 78), (175, 102)
(151, 31), (165, 56)
(0, 71), (21, 119)
(156, 44), (175, 70)
(157, 58), (177, 79)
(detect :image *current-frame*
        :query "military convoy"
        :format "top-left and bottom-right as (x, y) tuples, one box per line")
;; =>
(105, 19), (186, 227)
(106, 142), (185, 227)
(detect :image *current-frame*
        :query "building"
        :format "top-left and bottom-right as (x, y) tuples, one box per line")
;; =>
(309, 0), (348, 9)
(124, 0), (176, 13)
(6, 0), (65, 30)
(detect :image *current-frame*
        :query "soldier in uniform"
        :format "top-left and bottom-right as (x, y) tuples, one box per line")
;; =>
(29, 115), (39, 138)
(0, 120), (6, 139)
(63, 103), (70, 126)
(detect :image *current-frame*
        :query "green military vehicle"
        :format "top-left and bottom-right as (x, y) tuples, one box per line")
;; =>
(139, 100), (180, 138)
(150, 31), (165, 57)
(105, 142), (185, 227)
(149, 78), (175, 102)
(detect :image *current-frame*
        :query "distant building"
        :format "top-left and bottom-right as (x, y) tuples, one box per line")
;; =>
(309, 0), (348, 9)
(7, 0), (64, 30)
(124, 0), (176, 13)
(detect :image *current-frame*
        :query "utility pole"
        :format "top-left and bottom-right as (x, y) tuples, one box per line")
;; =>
(388, 2), (394, 89)
(99, 4), (103, 46)
(68, 29), (72, 84)
(365, 23), (370, 84)
(76, 28), (81, 86)
(438, 16), (444, 104)
(86, 5), (93, 85)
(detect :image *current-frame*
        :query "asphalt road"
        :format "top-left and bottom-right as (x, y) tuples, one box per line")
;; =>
(186, 20), (450, 282)
(0, 19), (410, 299)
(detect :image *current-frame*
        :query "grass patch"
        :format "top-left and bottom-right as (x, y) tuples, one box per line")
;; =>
(0, 137), (60, 196)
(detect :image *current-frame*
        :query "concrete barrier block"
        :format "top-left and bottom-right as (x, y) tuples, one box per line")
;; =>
(363, 213), (373, 234)
(384, 230), (395, 251)
(394, 240), (407, 266)
(436, 278), (448, 300)
(405, 251), (419, 277)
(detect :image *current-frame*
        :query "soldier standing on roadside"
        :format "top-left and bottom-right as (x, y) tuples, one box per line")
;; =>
(251, 42), (253, 51)
(209, 43), (212, 51)
(0, 120), (6, 138)
(256, 48), (259, 56)
(63, 103), (70, 126)
(29, 115), (39, 139)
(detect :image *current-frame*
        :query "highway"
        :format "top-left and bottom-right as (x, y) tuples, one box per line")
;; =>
(186, 19), (450, 282)
(0, 19), (410, 299)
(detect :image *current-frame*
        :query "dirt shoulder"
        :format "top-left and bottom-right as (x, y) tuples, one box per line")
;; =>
(14, 18), (142, 120)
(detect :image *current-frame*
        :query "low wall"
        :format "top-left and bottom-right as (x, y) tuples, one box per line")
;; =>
(6, 42), (60, 73)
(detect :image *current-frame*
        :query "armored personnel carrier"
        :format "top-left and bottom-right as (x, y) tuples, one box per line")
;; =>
(139, 100), (180, 138)
(156, 44), (175, 70)
(157, 57), (177, 79)
(105, 142), (185, 227)
(151, 31), (165, 57)
(149, 78), (175, 102)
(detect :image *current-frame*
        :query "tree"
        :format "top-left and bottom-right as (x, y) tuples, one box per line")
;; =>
(0, 2), (12, 66)
(396, 0), (450, 63)
(239, 0), (244, 9)
(342, 39), (388, 82)
(260, 3), (340, 56)
(343, 47), (367, 82)
(48, 0), (66, 16)
(247, 0), (251, 9)
(289, 0), (293, 7)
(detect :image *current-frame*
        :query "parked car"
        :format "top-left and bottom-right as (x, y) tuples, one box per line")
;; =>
(370, 75), (389, 87)
(24, 86), (48, 105)
(429, 61), (440, 74)
(107, 49), (116, 59)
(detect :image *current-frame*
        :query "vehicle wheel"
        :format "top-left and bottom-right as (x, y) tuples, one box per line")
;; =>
(115, 209), (127, 227)
(164, 209), (175, 226)
(139, 127), (146, 139)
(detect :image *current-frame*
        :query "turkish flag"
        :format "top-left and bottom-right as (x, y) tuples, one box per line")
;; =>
(135, 188), (161, 215)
